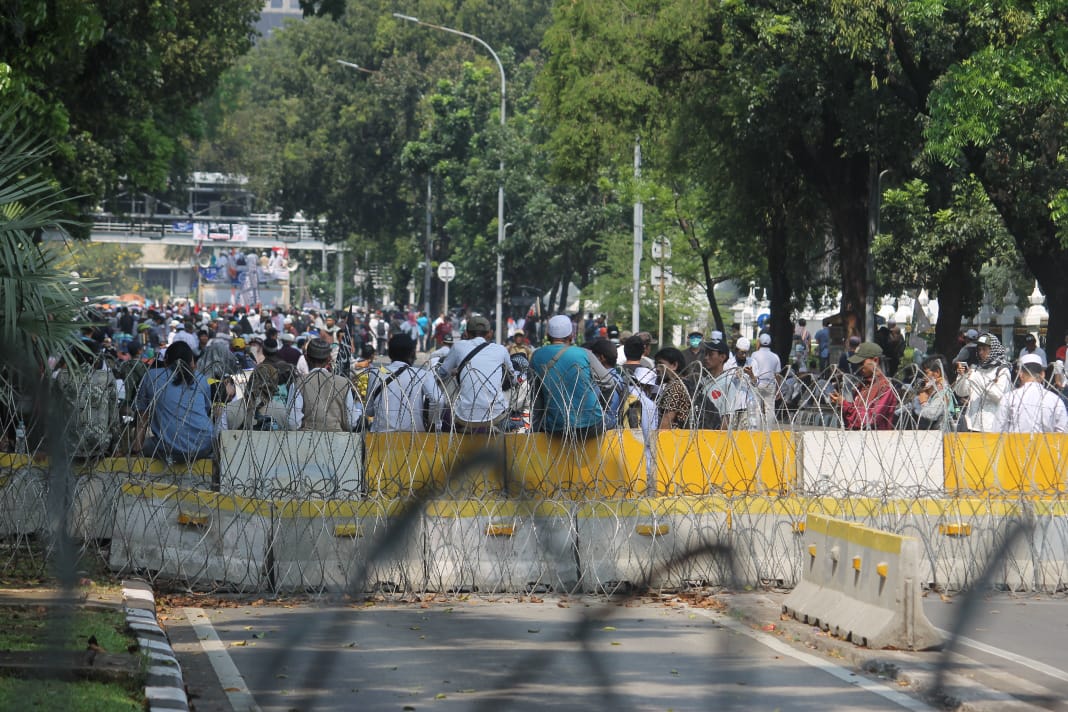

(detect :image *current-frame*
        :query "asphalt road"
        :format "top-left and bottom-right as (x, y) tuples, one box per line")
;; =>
(170, 595), (933, 712)
(923, 593), (1068, 710)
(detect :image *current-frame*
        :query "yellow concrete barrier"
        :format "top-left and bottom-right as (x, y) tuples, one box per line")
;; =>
(656, 430), (797, 496)
(944, 433), (1068, 495)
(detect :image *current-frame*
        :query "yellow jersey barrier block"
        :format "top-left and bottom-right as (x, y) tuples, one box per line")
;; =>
(364, 432), (649, 500)
(655, 430), (797, 496)
(783, 513), (941, 650)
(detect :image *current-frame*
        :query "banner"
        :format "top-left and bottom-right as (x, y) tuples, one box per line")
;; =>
(193, 222), (249, 242)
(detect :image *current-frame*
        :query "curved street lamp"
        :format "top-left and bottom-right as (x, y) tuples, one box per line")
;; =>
(393, 13), (507, 342)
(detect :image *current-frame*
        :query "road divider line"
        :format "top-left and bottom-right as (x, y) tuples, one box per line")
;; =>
(935, 628), (1068, 684)
(184, 607), (262, 712)
(693, 609), (934, 711)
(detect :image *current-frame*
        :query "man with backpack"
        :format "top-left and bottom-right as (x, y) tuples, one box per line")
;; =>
(364, 334), (445, 432)
(529, 314), (614, 437)
(619, 335), (658, 431)
(436, 315), (516, 433)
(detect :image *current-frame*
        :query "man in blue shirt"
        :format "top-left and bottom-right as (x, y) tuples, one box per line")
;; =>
(530, 314), (616, 438)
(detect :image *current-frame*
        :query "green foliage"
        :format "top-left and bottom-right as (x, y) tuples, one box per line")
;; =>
(49, 242), (145, 297)
(0, 0), (263, 218)
(0, 106), (87, 368)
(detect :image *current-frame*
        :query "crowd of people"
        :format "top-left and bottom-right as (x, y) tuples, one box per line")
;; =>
(4, 301), (1068, 463)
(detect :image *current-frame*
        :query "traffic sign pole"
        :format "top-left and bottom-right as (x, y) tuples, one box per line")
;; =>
(437, 261), (455, 321)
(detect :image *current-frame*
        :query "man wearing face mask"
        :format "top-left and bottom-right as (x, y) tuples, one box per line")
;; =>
(682, 331), (705, 378)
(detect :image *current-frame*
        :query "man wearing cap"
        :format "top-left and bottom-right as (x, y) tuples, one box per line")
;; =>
(508, 330), (533, 360)
(436, 315), (516, 432)
(277, 331), (302, 367)
(995, 354), (1067, 432)
(168, 320), (199, 353)
(530, 314), (615, 437)
(365, 334), (445, 432)
(953, 332), (1012, 432)
(829, 342), (898, 430)
(953, 329), (980, 367)
(428, 331), (454, 369)
(287, 338), (360, 431)
(692, 339), (749, 429)
(229, 336), (254, 370)
(635, 331), (657, 369)
(733, 337), (750, 370)
(748, 332), (781, 426)
(1018, 333), (1048, 368)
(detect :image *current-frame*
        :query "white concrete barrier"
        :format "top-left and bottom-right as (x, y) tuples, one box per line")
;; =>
(271, 498), (425, 593)
(575, 500), (683, 592)
(217, 430), (363, 499)
(783, 513), (940, 650)
(109, 483), (270, 590)
(799, 431), (943, 495)
(0, 464), (48, 537)
(424, 499), (576, 593)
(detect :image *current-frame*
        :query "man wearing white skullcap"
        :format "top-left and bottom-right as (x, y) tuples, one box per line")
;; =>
(530, 314), (615, 437)
(747, 332), (781, 427)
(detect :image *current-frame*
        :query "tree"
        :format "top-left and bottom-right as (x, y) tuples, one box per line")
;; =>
(0, 0), (264, 224)
(0, 106), (87, 370)
(540, 1), (893, 353)
(50, 242), (145, 296)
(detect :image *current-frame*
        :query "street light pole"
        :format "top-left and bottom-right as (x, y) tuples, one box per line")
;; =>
(393, 13), (507, 342)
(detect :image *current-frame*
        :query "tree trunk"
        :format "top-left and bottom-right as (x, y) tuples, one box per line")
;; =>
(933, 255), (968, 358)
(766, 217), (794, 361)
(790, 139), (871, 337)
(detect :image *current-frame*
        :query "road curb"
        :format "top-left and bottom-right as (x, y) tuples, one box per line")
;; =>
(122, 579), (188, 712)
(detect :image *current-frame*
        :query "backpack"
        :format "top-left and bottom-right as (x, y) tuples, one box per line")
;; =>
(619, 364), (649, 429)
(376, 320), (387, 338)
(59, 366), (118, 457)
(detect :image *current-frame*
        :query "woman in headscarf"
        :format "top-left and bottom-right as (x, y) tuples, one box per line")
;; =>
(134, 340), (214, 462)
(219, 363), (290, 430)
(952, 332), (1012, 432)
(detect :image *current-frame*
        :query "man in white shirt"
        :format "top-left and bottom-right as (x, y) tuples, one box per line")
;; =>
(365, 334), (445, 432)
(995, 354), (1068, 433)
(747, 332), (781, 427)
(436, 315), (516, 432)
(167, 321), (199, 352)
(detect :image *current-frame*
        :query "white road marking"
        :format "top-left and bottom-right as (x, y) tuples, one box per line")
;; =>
(693, 609), (934, 711)
(935, 627), (1068, 684)
(184, 607), (262, 712)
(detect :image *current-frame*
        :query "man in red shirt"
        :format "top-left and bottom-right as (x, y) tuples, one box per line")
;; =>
(829, 342), (899, 430)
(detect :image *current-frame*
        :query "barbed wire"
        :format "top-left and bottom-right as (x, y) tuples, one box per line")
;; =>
(4, 343), (1068, 708)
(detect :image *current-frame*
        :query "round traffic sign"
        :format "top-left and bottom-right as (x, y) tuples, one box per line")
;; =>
(437, 261), (456, 282)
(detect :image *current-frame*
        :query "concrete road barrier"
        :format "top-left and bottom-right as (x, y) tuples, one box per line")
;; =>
(783, 513), (941, 650)
(424, 499), (576, 593)
(271, 498), (424, 593)
(218, 430), (362, 499)
(109, 482), (271, 590)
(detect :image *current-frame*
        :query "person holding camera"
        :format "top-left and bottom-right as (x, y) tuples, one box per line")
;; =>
(913, 354), (957, 430)
(953, 332), (1012, 432)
